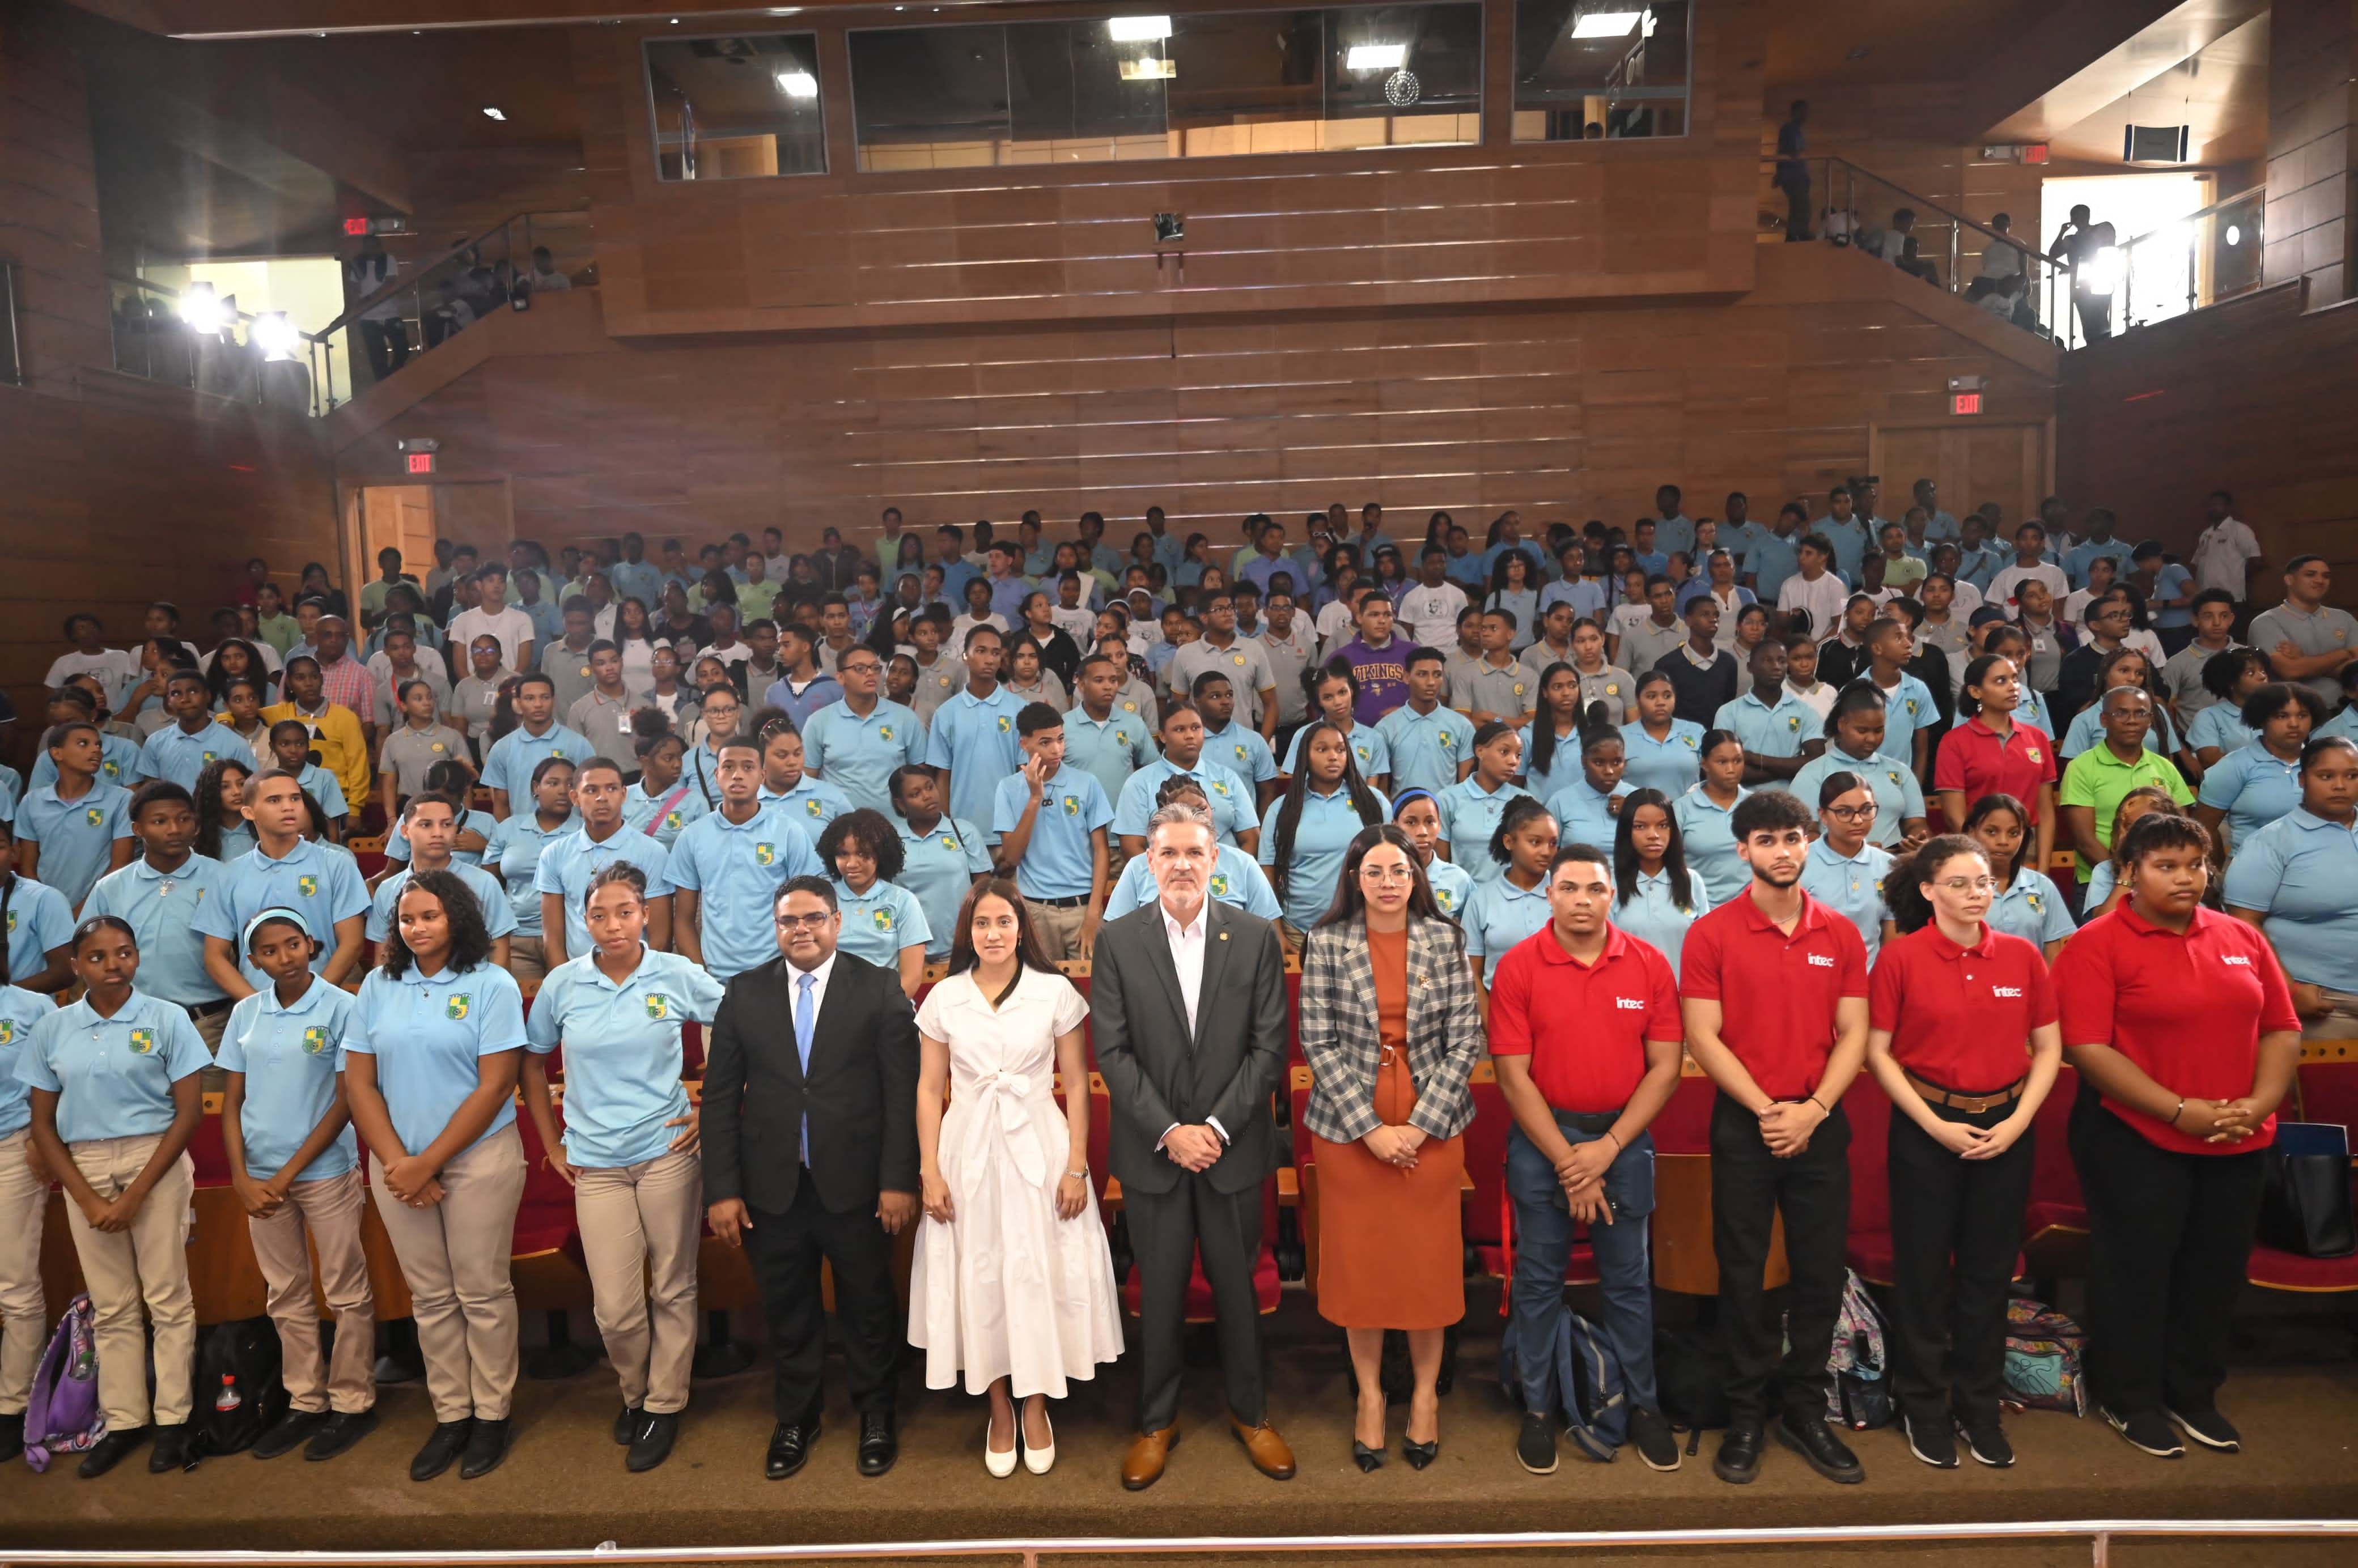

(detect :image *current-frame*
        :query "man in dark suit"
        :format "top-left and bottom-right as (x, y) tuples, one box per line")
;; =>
(1091, 802), (1295, 1489)
(704, 874), (919, 1480)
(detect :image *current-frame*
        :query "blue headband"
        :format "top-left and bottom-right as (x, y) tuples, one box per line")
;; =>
(241, 906), (312, 952)
(1390, 789), (1438, 819)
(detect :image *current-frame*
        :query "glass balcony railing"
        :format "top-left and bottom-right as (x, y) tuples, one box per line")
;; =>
(108, 274), (343, 417)
(2115, 185), (2265, 331)
(325, 210), (595, 394)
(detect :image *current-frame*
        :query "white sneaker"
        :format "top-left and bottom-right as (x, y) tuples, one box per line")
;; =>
(985, 1415), (1019, 1478)
(1022, 1407), (1055, 1474)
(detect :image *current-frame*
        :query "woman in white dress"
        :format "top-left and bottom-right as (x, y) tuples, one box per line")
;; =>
(911, 878), (1123, 1478)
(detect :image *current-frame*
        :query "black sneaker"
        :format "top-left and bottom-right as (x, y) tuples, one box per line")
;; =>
(0, 1409), (24, 1464)
(1902, 1412), (1957, 1468)
(1957, 1416), (2014, 1468)
(460, 1417), (511, 1480)
(304, 1409), (379, 1462)
(1627, 1406), (1680, 1472)
(148, 1423), (193, 1473)
(1514, 1410), (1558, 1475)
(2166, 1406), (2241, 1453)
(626, 1411), (678, 1473)
(411, 1418), (473, 1481)
(613, 1404), (642, 1446)
(252, 1409), (328, 1461)
(78, 1425), (150, 1478)
(2102, 1406), (2183, 1459)
(1712, 1422), (1762, 1485)
(1774, 1410), (1864, 1484)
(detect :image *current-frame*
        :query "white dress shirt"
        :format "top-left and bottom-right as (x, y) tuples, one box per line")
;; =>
(1156, 898), (1227, 1147)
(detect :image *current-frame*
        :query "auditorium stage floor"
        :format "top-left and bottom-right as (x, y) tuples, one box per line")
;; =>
(7, 1299), (2355, 1554)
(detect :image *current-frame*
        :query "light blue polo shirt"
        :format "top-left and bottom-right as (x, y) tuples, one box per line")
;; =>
(1713, 690), (1818, 792)
(1789, 747), (1925, 848)
(1376, 704), (1474, 800)
(832, 879), (932, 969)
(1113, 757), (1259, 846)
(295, 763), (349, 821)
(82, 853), (228, 1006)
(1618, 719), (1706, 798)
(367, 860), (519, 943)
(2016, 686), (2055, 739)
(1547, 777), (1633, 852)
(533, 826), (675, 958)
(1515, 725), (1586, 808)
(2064, 537), (2135, 588)
(2197, 743), (2304, 859)
(801, 698), (924, 818)
(138, 723), (235, 791)
(217, 978), (358, 1183)
(1814, 516), (1874, 583)
(1744, 530), (1804, 602)
(1614, 870), (1714, 979)
(1986, 869), (2077, 950)
(525, 948), (725, 1168)
(993, 766), (1113, 900)
(2223, 809), (2358, 991)
(1064, 708), (1163, 807)
(16, 781), (132, 910)
(924, 685), (1027, 828)
(2186, 702), (2258, 759)
(1258, 784), (1389, 930)
(481, 721), (594, 803)
(1798, 837), (1893, 962)
(1, 876), (70, 989)
(16, 992), (209, 1144)
(762, 774), (855, 840)
(383, 808), (499, 868)
(894, 814), (990, 959)
(0, 766), (18, 825)
(0, 985), (57, 1139)
(1282, 722), (1392, 784)
(1867, 673), (1938, 765)
(482, 812), (580, 935)
(1104, 844), (1282, 920)
(30, 733), (139, 793)
(1202, 720), (1281, 790)
(1540, 578), (1608, 620)
(1435, 777), (1535, 884)
(1464, 875), (1551, 984)
(622, 781), (705, 850)
(1424, 855), (1473, 919)
(1673, 784), (1751, 902)
(666, 802), (824, 978)
(198, 840), (368, 986)
(342, 961), (527, 1155)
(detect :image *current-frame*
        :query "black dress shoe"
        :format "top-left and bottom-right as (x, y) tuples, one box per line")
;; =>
(78, 1425), (151, 1479)
(1775, 1410), (1864, 1484)
(459, 1417), (511, 1479)
(766, 1417), (819, 1480)
(149, 1423), (193, 1473)
(410, 1418), (473, 1481)
(1402, 1437), (1439, 1470)
(0, 1409), (25, 1464)
(304, 1409), (379, 1462)
(857, 1409), (897, 1477)
(1712, 1422), (1762, 1485)
(613, 1404), (642, 1447)
(252, 1409), (328, 1461)
(1352, 1440), (1385, 1473)
(626, 1411), (678, 1473)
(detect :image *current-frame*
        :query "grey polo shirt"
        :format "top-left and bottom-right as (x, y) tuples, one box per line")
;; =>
(1165, 636), (1277, 725)
(1257, 632), (1312, 726)
(2160, 638), (2243, 720)
(1617, 616), (1689, 678)
(379, 723), (468, 800)
(568, 688), (646, 770)
(2250, 602), (2358, 705)
(1448, 656), (1542, 722)
(540, 638), (602, 715)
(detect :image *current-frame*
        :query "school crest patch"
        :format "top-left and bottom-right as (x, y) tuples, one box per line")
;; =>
(447, 995), (471, 1021)
(298, 875), (319, 897)
(84, 807), (103, 827)
(754, 843), (776, 866)
(2025, 746), (2043, 763)
(0, 1021), (12, 1044)
(664, 811), (682, 829)
(129, 1029), (156, 1054)
(1210, 872), (1230, 896)
(1062, 794), (1080, 816)
(103, 760), (122, 779)
(1787, 715), (1804, 733)
(302, 1026), (330, 1055)
(805, 800), (824, 819)
(878, 726), (893, 742)
(996, 716), (1012, 733)
(938, 834), (958, 850)
(872, 908), (894, 931)
(1436, 886), (1459, 913)
(645, 995), (671, 1021)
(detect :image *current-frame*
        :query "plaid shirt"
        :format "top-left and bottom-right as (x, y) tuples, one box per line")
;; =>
(1297, 915), (1484, 1143)
(316, 655), (374, 717)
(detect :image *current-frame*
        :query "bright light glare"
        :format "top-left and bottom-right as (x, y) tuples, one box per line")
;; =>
(1107, 15), (1170, 41)
(2083, 245), (2126, 296)
(1346, 44), (1405, 69)
(178, 282), (227, 333)
(482, 106), (506, 120)
(775, 70), (818, 98)
(252, 311), (301, 361)
(1572, 11), (1643, 37)
(2224, 224), (2241, 247)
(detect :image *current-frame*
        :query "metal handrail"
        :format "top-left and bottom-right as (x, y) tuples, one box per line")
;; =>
(324, 207), (590, 336)
(105, 272), (342, 415)
(109, 273), (333, 346)
(2120, 183), (2266, 257)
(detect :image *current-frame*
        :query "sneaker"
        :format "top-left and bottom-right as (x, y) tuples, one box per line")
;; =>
(251, 1409), (328, 1461)
(1515, 1410), (1558, 1475)
(1957, 1417), (2013, 1468)
(1627, 1406), (1680, 1472)
(1902, 1412), (1957, 1469)
(2166, 1406), (2241, 1453)
(304, 1409), (379, 1462)
(0, 1409), (24, 1464)
(613, 1404), (642, 1446)
(1774, 1410), (1864, 1484)
(2103, 1406), (2184, 1459)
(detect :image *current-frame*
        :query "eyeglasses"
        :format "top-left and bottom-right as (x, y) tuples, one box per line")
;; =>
(774, 911), (834, 930)
(1359, 864), (1417, 882)
(1936, 877), (2000, 894)
(839, 662), (881, 675)
(1822, 803), (1880, 821)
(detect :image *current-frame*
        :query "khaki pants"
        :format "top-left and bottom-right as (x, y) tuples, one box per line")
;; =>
(507, 935), (548, 988)
(246, 1167), (376, 1414)
(1275, 919), (1306, 960)
(63, 1134), (196, 1429)
(575, 1149), (701, 1414)
(1025, 898), (1088, 962)
(370, 1124), (525, 1422)
(0, 1129), (47, 1416)
(190, 1006), (230, 1053)
(2306, 988), (2358, 1042)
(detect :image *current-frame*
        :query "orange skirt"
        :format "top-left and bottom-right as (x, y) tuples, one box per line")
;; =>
(1311, 1044), (1465, 1329)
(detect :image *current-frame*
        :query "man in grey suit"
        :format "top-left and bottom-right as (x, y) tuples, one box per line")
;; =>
(1091, 802), (1295, 1490)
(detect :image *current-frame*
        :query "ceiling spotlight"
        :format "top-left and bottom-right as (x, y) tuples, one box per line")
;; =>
(1107, 15), (1171, 41)
(775, 70), (818, 98)
(1346, 44), (1405, 70)
(1571, 11), (1642, 38)
(482, 106), (506, 120)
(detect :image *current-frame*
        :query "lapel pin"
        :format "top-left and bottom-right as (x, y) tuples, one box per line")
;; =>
(1218, 932), (1228, 941)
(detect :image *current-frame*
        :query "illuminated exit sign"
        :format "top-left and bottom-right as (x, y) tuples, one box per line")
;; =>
(406, 451), (438, 475)
(1952, 392), (1982, 415)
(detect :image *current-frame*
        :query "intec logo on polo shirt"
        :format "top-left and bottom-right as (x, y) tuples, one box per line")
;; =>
(1806, 953), (1834, 968)
(1614, 996), (1645, 1010)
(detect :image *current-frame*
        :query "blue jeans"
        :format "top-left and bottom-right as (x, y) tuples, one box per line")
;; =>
(1507, 1116), (1658, 1412)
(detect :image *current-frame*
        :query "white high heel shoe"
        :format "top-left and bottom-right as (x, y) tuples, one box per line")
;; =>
(985, 1413), (1019, 1478)
(1022, 1406), (1055, 1474)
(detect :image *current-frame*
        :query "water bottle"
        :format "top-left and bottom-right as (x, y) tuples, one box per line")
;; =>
(215, 1374), (241, 1413)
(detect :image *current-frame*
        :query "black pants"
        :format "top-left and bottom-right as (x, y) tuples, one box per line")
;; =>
(2070, 1089), (2263, 1418)
(1886, 1096), (2035, 1426)
(358, 319), (408, 380)
(2073, 292), (2113, 343)
(1128, 1172), (1266, 1433)
(1711, 1091), (1851, 1426)
(744, 1178), (902, 1423)
(1778, 172), (1812, 241)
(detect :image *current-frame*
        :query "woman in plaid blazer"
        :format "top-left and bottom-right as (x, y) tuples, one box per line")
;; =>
(1297, 823), (1485, 1471)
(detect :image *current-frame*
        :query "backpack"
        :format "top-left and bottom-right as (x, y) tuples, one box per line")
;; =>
(2002, 1295), (2089, 1416)
(1499, 1307), (1629, 1461)
(1823, 1269), (1893, 1430)
(1653, 1320), (1733, 1434)
(23, 1295), (105, 1473)
(192, 1316), (290, 1460)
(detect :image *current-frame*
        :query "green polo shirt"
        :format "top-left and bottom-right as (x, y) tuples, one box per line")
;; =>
(2057, 743), (2194, 881)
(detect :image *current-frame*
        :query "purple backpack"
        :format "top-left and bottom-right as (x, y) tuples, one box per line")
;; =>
(23, 1294), (105, 1472)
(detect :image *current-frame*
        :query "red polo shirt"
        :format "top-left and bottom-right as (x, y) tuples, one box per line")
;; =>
(1868, 923), (2056, 1091)
(1933, 717), (2059, 822)
(1681, 890), (1869, 1099)
(1489, 924), (1681, 1112)
(2052, 904), (2300, 1154)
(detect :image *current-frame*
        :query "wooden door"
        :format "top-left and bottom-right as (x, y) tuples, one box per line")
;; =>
(1869, 420), (2052, 534)
(358, 485), (437, 581)
(431, 480), (515, 563)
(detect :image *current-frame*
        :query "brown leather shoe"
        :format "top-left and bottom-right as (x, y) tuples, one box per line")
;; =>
(1230, 1417), (1296, 1480)
(1122, 1423), (1178, 1490)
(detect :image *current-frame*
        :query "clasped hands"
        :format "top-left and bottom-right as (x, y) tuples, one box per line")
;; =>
(1362, 1123), (1426, 1169)
(1164, 1123), (1225, 1172)
(1757, 1097), (1827, 1159)
(1553, 1136), (1618, 1225)
(2173, 1095), (2266, 1144)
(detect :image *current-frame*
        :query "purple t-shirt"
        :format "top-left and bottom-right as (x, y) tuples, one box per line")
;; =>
(1330, 635), (1422, 724)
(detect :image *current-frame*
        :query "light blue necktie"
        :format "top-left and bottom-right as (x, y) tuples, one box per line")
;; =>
(794, 972), (816, 1167)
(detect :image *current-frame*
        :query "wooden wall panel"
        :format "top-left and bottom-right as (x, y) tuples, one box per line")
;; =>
(1, 3), (113, 394)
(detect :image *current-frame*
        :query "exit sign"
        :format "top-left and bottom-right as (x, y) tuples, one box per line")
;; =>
(406, 451), (437, 474)
(1952, 392), (1982, 415)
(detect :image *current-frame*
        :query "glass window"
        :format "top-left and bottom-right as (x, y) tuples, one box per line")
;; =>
(645, 32), (827, 180)
(848, 4), (1482, 171)
(1512, 1), (1689, 142)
